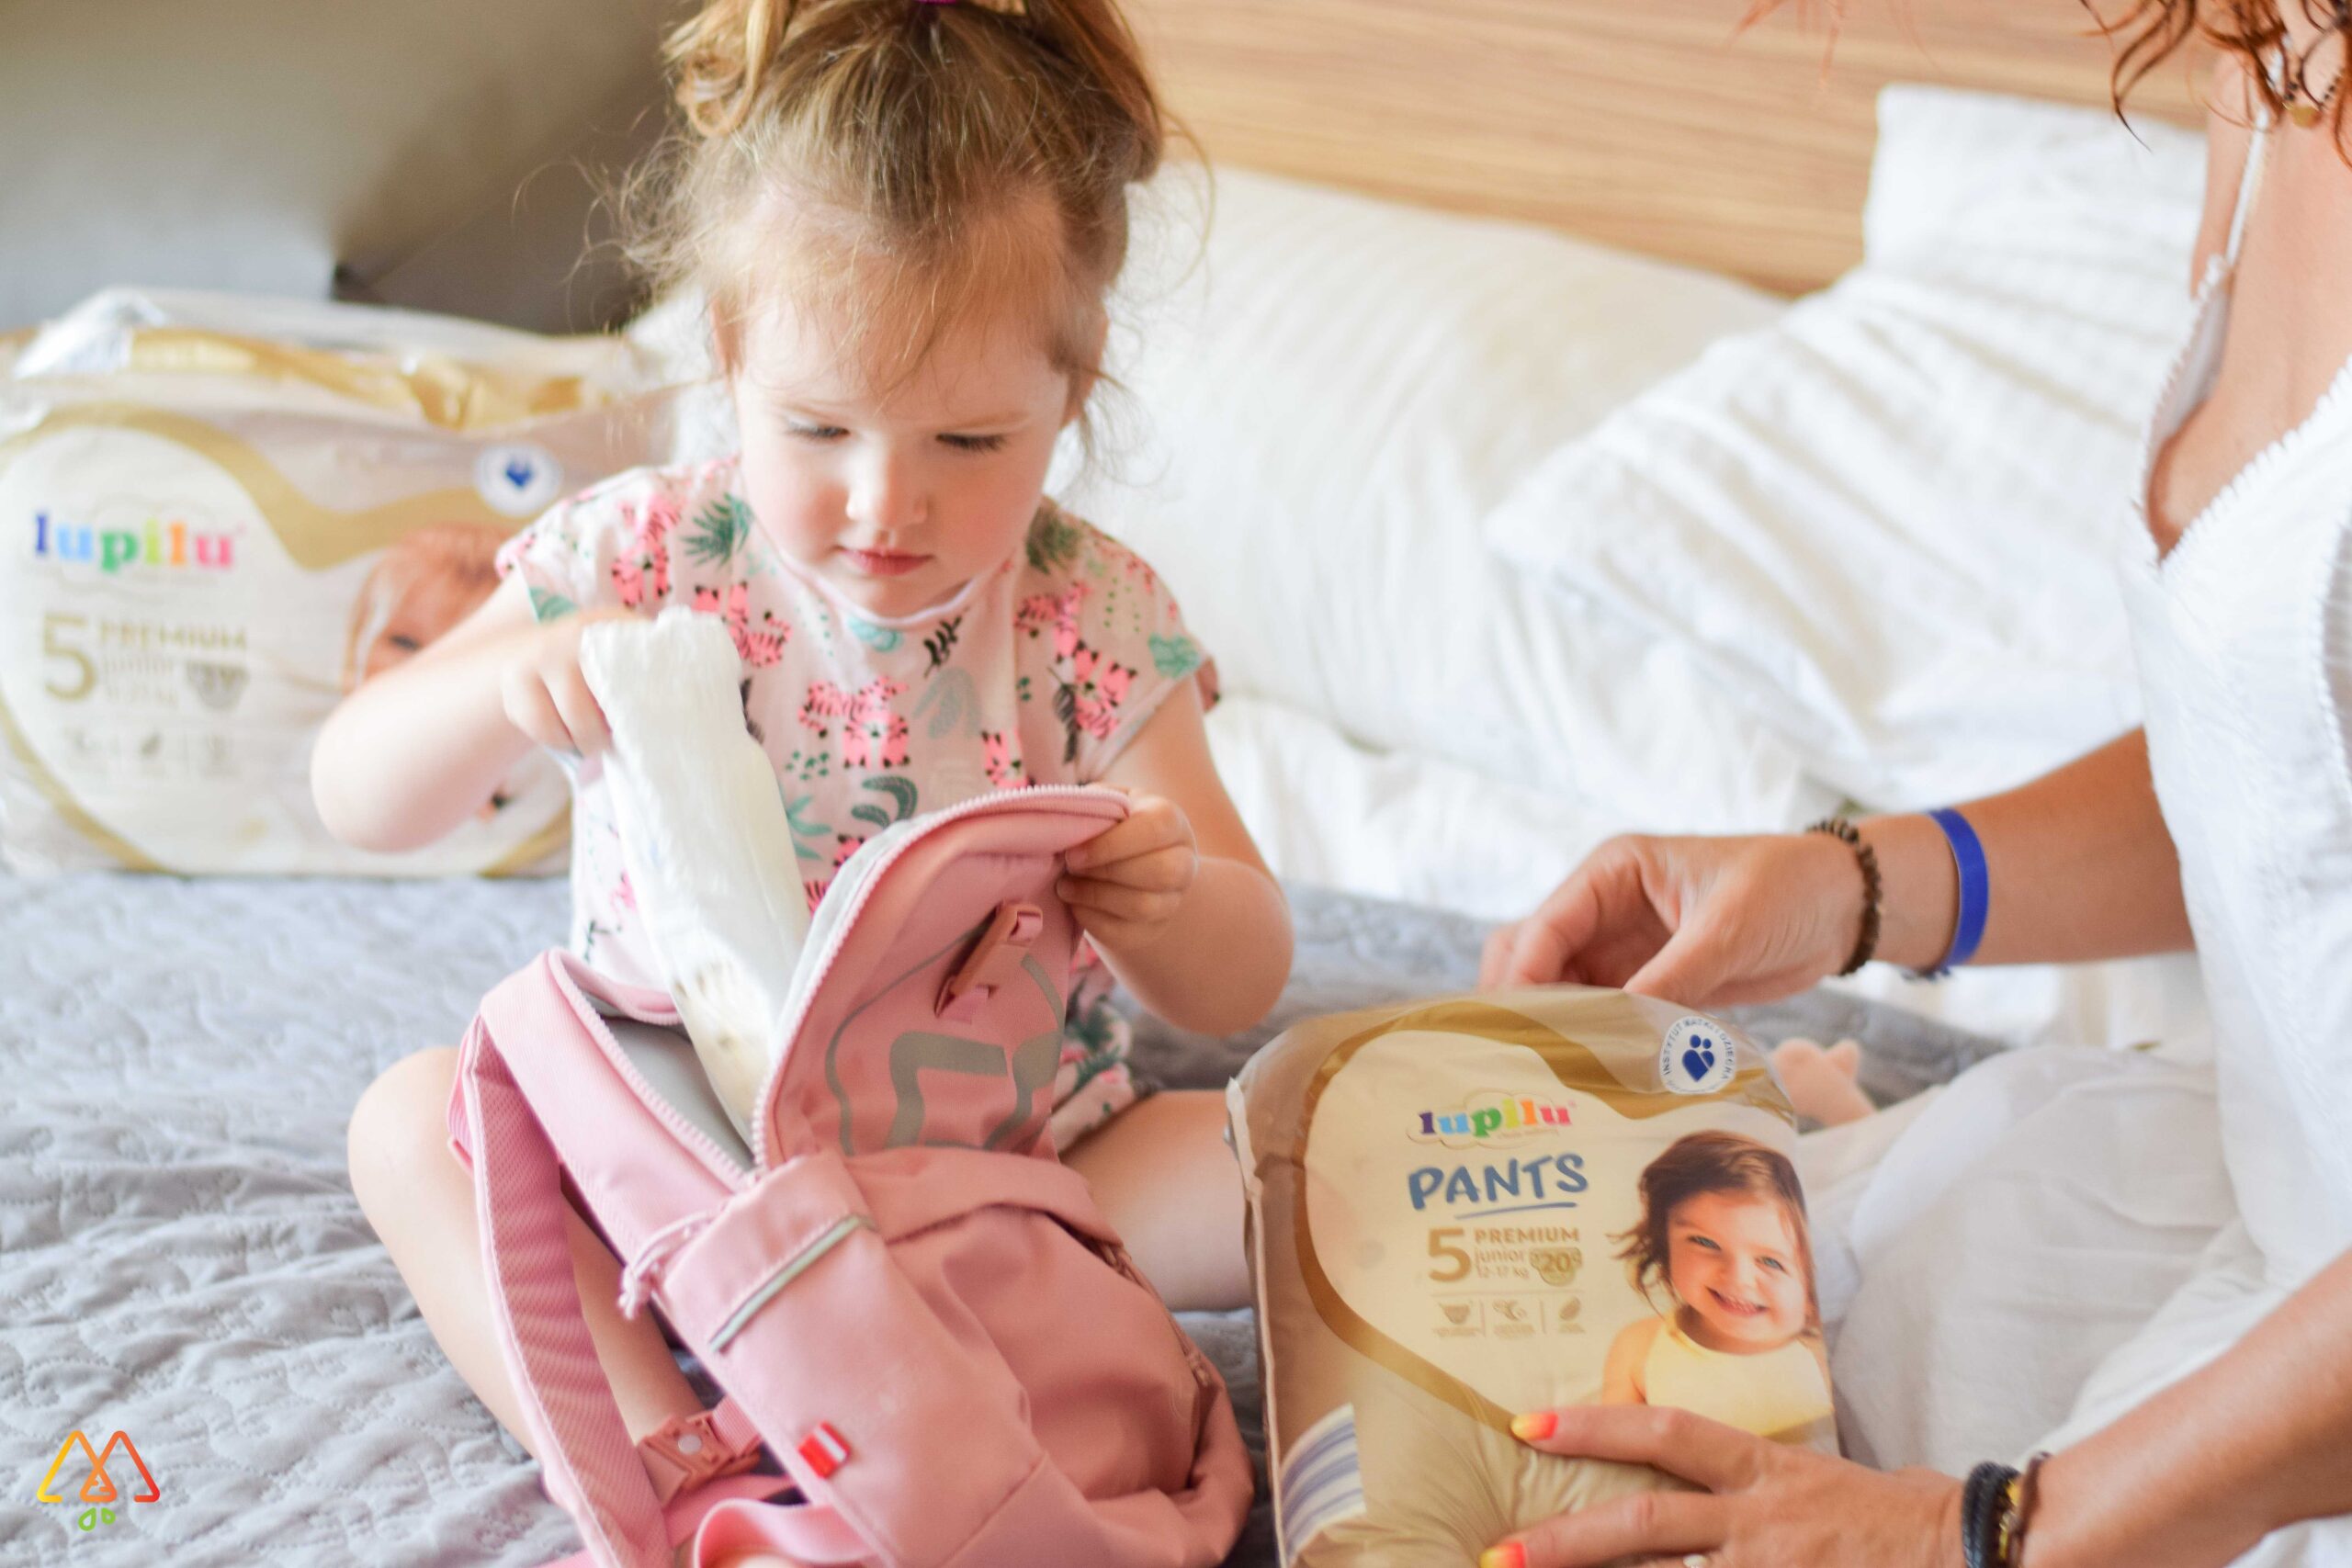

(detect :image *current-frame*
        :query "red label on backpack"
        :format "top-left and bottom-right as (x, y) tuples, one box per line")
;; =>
(797, 1424), (851, 1479)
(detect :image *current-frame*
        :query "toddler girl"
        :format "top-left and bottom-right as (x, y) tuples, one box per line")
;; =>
(319, 0), (1292, 1557)
(1599, 1130), (1834, 1445)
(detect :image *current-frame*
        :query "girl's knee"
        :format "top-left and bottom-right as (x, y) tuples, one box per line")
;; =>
(347, 1045), (460, 1208)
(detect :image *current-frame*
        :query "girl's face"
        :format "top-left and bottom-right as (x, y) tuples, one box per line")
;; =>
(1663, 1190), (1809, 1353)
(727, 290), (1082, 621)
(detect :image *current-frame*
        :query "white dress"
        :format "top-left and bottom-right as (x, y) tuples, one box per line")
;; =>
(1802, 99), (2352, 1565)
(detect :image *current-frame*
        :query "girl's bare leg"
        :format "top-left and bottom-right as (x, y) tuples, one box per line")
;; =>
(1064, 1089), (1250, 1312)
(350, 1047), (797, 1566)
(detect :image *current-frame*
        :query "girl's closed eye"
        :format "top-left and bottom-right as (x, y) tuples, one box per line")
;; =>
(939, 432), (1010, 453)
(788, 423), (849, 443)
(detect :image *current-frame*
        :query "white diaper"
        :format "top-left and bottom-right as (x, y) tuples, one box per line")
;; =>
(578, 607), (813, 1145)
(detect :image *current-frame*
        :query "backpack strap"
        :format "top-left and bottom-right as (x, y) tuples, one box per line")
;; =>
(456, 1009), (674, 1567)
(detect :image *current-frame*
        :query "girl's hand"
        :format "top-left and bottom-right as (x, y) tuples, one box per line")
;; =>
(497, 607), (640, 758)
(1057, 794), (1199, 954)
(1486, 1405), (1963, 1568)
(1478, 832), (1868, 1009)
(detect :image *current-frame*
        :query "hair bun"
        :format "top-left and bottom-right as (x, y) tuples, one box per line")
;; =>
(666, 0), (803, 139)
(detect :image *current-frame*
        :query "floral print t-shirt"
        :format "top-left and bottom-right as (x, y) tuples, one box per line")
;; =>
(494, 454), (1214, 1148)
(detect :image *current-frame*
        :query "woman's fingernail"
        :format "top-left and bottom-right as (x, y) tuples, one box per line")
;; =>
(1510, 1411), (1557, 1441)
(1480, 1546), (1527, 1568)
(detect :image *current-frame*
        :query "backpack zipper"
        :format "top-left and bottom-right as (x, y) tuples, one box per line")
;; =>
(560, 963), (754, 1190)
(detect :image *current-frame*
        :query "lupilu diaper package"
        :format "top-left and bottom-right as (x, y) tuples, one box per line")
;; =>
(0, 288), (675, 874)
(1229, 987), (1834, 1565)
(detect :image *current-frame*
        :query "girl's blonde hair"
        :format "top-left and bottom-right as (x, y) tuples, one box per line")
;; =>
(1611, 1130), (1821, 1330)
(620, 0), (1168, 392)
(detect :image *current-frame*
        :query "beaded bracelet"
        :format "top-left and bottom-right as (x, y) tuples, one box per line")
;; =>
(1962, 1461), (2022, 1568)
(1804, 818), (1883, 976)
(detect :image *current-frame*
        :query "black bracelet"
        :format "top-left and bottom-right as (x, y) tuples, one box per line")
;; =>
(1962, 1461), (2022, 1568)
(1804, 818), (1883, 976)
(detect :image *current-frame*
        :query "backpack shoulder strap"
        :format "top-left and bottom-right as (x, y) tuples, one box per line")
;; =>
(456, 1001), (673, 1567)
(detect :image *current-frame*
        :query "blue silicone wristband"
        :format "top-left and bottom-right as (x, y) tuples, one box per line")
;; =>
(1924, 807), (1989, 976)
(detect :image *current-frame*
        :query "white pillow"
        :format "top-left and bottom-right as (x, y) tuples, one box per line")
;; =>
(1483, 85), (2207, 808)
(1057, 166), (1827, 834)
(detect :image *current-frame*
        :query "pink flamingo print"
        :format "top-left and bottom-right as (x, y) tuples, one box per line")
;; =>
(690, 581), (789, 668)
(798, 676), (910, 768)
(607, 492), (680, 608)
(1016, 582), (1091, 660)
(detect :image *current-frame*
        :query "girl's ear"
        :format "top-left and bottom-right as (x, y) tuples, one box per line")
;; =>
(706, 294), (749, 381)
(708, 316), (739, 380)
(1061, 309), (1110, 424)
(1061, 368), (1099, 426)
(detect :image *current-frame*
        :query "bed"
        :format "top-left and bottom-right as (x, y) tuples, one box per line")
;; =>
(2, 2), (2208, 1563)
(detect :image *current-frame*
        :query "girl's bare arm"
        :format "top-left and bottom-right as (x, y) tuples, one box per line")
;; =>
(1085, 683), (1293, 1037)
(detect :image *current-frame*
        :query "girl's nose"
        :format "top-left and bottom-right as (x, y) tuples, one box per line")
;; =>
(847, 452), (926, 535)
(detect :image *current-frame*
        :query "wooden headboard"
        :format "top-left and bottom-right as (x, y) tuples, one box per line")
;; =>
(1125, 0), (2210, 296)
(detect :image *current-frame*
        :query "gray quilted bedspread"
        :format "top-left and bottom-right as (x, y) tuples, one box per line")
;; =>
(0, 874), (2002, 1566)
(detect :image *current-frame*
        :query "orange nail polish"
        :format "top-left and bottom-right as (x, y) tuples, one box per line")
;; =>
(1480, 1545), (1527, 1568)
(1510, 1411), (1556, 1441)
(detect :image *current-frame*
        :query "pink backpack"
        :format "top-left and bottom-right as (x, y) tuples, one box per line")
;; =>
(444, 786), (1255, 1568)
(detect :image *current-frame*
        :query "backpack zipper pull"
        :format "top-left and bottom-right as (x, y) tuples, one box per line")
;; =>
(616, 1208), (719, 1320)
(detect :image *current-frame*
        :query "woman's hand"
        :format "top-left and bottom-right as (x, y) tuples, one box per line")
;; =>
(1058, 793), (1200, 954)
(1486, 1405), (1963, 1568)
(497, 607), (641, 758)
(1478, 832), (1869, 1009)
